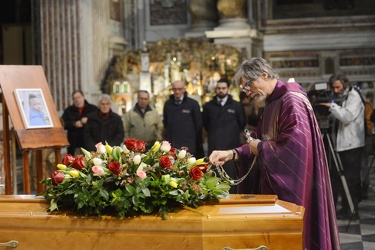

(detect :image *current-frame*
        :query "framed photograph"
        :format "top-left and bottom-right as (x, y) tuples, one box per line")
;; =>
(14, 88), (53, 129)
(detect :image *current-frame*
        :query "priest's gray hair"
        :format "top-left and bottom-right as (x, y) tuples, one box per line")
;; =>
(234, 57), (279, 84)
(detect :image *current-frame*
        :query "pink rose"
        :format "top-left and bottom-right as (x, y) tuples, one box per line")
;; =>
(160, 141), (171, 152)
(136, 170), (147, 180)
(95, 142), (106, 154)
(92, 165), (105, 176)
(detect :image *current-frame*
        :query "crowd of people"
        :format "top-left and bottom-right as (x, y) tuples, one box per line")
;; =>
(59, 57), (374, 249)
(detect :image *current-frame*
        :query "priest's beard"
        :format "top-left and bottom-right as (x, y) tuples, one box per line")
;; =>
(251, 93), (266, 102)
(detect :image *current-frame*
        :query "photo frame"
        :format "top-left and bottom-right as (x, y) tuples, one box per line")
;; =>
(14, 88), (53, 129)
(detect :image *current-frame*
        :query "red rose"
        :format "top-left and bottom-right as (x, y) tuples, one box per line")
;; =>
(51, 171), (65, 186)
(62, 154), (74, 166)
(159, 155), (172, 168)
(124, 138), (147, 151)
(190, 166), (202, 180)
(72, 156), (85, 170)
(124, 138), (137, 150)
(169, 148), (177, 159)
(108, 161), (122, 175)
(136, 140), (146, 151)
(199, 164), (210, 173)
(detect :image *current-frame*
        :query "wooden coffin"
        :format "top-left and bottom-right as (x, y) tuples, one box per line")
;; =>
(0, 194), (304, 250)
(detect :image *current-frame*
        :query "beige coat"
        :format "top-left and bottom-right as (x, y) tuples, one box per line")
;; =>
(123, 106), (163, 146)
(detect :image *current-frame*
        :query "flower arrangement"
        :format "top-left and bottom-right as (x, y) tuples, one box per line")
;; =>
(41, 139), (230, 219)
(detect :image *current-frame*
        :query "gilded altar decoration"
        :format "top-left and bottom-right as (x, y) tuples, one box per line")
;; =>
(41, 139), (230, 219)
(101, 37), (243, 114)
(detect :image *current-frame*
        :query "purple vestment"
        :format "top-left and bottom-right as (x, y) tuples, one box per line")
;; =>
(236, 80), (340, 249)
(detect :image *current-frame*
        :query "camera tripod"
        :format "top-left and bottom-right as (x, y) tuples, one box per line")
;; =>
(321, 130), (356, 225)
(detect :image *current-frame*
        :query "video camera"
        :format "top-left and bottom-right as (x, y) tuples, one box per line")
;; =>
(308, 82), (341, 130)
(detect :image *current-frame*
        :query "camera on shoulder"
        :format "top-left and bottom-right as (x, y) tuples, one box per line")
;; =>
(308, 82), (342, 130)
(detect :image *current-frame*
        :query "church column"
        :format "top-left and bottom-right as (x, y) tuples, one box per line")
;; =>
(39, 0), (84, 113)
(205, 0), (263, 58)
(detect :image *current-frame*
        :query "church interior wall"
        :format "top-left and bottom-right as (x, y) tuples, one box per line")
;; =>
(142, 0), (190, 44)
(0, 0), (375, 114)
(258, 0), (375, 97)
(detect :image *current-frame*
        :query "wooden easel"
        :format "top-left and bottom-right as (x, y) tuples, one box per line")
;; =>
(0, 65), (69, 194)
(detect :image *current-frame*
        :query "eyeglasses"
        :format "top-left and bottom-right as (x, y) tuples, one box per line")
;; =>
(172, 87), (185, 92)
(241, 78), (255, 93)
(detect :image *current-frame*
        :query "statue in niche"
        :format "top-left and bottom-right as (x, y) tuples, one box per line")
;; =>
(188, 0), (219, 30)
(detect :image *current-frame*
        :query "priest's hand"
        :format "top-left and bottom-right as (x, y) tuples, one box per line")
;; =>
(249, 140), (260, 155)
(209, 150), (232, 166)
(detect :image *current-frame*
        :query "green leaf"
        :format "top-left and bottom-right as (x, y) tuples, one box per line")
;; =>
(100, 189), (109, 200)
(81, 148), (92, 159)
(125, 184), (136, 195)
(49, 199), (58, 211)
(142, 188), (151, 197)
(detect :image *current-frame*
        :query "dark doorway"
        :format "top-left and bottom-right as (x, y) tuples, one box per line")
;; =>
(0, 0), (33, 65)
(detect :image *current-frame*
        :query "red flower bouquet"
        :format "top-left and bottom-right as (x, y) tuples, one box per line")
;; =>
(41, 140), (230, 219)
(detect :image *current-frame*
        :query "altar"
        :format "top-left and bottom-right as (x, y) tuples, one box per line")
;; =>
(0, 194), (304, 250)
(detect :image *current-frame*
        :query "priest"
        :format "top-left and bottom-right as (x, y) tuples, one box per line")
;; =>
(209, 57), (340, 250)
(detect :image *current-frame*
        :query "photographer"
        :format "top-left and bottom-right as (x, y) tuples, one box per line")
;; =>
(318, 73), (365, 220)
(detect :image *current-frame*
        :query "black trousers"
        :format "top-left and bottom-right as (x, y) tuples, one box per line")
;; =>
(330, 147), (363, 211)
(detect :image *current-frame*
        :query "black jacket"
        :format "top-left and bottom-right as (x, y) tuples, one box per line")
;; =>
(84, 110), (124, 151)
(61, 100), (98, 155)
(202, 95), (246, 155)
(163, 92), (203, 155)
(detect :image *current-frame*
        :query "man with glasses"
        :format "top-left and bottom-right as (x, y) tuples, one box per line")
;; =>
(163, 80), (203, 157)
(202, 78), (246, 193)
(209, 58), (339, 249)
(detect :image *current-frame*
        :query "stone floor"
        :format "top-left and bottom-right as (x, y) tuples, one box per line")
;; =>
(339, 163), (375, 249)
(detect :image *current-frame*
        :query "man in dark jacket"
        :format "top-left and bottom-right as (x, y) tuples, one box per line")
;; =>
(163, 80), (203, 156)
(61, 90), (98, 155)
(84, 94), (124, 151)
(202, 78), (246, 193)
